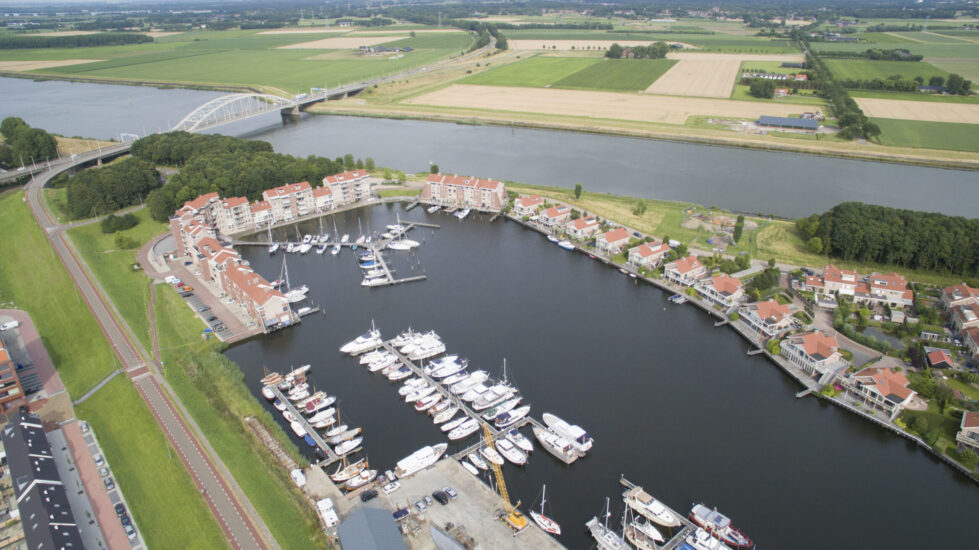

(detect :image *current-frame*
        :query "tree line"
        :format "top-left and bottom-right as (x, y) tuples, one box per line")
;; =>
(816, 48), (923, 62)
(796, 202), (979, 276)
(136, 132), (361, 222)
(63, 158), (160, 220)
(0, 117), (58, 168)
(605, 41), (670, 59)
(0, 33), (151, 49)
(805, 52), (879, 140)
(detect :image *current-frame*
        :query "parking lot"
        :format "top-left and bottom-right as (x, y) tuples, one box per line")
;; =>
(163, 262), (262, 343)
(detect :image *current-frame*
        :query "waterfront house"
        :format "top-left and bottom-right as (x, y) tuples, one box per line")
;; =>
(597, 227), (630, 255)
(956, 411), (979, 452)
(805, 266), (912, 309)
(663, 255), (706, 287)
(513, 195), (544, 216)
(739, 299), (793, 338)
(628, 241), (671, 269)
(263, 181), (313, 222)
(324, 170), (370, 206)
(194, 237), (241, 289)
(221, 263), (293, 330)
(566, 216), (600, 240)
(942, 282), (979, 309)
(951, 304), (979, 332)
(421, 173), (507, 212)
(926, 348), (954, 369)
(171, 219), (216, 259)
(539, 205), (571, 228)
(312, 185), (336, 213)
(215, 196), (253, 236)
(177, 192), (220, 224)
(843, 366), (915, 419)
(695, 273), (744, 309)
(780, 330), (843, 379)
(250, 201), (273, 228)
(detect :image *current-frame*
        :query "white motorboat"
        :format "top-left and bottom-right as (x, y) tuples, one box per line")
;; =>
(441, 416), (469, 433)
(387, 239), (419, 251)
(304, 396), (337, 416)
(455, 208), (471, 219)
(297, 243), (312, 254)
(468, 452), (488, 470)
(481, 397), (522, 421)
(361, 277), (387, 287)
(460, 383), (489, 402)
(530, 484), (561, 536)
(329, 457), (366, 483)
(430, 360), (467, 379)
(302, 235), (313, 245)
(367, 354), (397, 372)
(333, 437), (362, 456)
(363, 268), (385, 278)
(685, 528), (729, 550)
(386, 365), (412, 381)
(495, 438), (527, 466)
(324, 424), (348, 438)
(273, 399), (287, 412)
(414, 393), (443, 412)
(327, 428), (362, 445)
(344, 468), (377, 491)
(297, 390), (326, 408)
(532, 427), (579, 465)
(391, 330), (414, 347)
(472, 384), (515, 411)
(505, 428), (534, 454)
(288, 388), (309, 402)
(408, 339), (446, 361)
(355, 235), (366, 246)
(542, 412), (593, 455)
(427, 400), (450, 416)
(261, 386), (275, 400)
(404, 385), (436, 403)
(623, 486), (681, 528)
(423, 355), (459, 375)
(268, 243), (280, 254)
(450, 371), (489, 394)
(432, 406), (459, 425)
(558, 240), (575, 251)
(427, 205), (441, 213)
(316, 243), (327, 254)
(285, 381), (308, 396)
(398, 378), (426, 396)
(441, 371), (470, 386)
(462, 461), (480, 476)
(398, 331), (439, 354)
(283, 410), (298, 423)
(359, 349), (387, 365)
(285, 243), (295, 253)
(547, 235), (560, 243)
(447, 418), (479, 441)
(285, 287), (309, 304)
(386, 224), (406, 233)
(339, 328), (382, 354)
(394, 443), (448, 478)
(479, 445), (504, 466)
(290, 421), (306, 438)
(331, 244), (340, 255)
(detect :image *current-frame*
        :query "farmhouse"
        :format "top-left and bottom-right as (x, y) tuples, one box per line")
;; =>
(664, 255), (706, 287)
(513, 194), (544, 216)
(566, 216), (600, 240)
(596, 228), (630, 255)
(739, 299), (793, 338)
(628, 241), (671, 269)
(695, 273), (744, 308)
(757, 115), (819, 131)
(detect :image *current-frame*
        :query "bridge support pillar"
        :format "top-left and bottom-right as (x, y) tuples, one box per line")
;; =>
(280, 106), (300, 119)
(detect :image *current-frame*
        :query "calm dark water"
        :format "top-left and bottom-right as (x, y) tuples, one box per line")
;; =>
(3, 76), (978, 218)
(226, 205), (979, 549)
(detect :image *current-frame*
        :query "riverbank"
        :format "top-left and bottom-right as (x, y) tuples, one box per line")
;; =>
(305, 101), (979, 171)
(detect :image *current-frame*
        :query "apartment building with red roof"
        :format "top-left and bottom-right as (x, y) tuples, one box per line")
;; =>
(739, 299), (793, 338)
(323, 170), (370, 206)
(215, 196), (253, 235)
(802, 265), (912, 309)
(513, 195), (544, 216)
(220, 264), (292, 329)
(695, 273), (744, 309)
(250, 201), (273, 227)
(312, 185), (335, 212)
(780, 330), (843, 379)
(942, 283), (979, 310)
(844, 366), (915, 418)
(664, 255), (707, 287)
(596, 227), (630, 255)
(956, 411), (979, 452)
(421, 173), (507, 212)
(262, 181), (313, 222)
(565, 216), (600, 240)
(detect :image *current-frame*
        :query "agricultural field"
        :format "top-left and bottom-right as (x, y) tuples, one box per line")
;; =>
(854, 98), (979, 123)
(871, 118), (979, 153)
(824, 59), (950, 82)
(503, 29), (801, 53)
(462, 56), (675, 92)
(644, 53), (803, 98)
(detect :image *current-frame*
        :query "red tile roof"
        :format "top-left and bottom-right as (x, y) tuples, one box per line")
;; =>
(944, 283), (979, 303)
(963, 411), (979, 429)
(312, 186), (333, 197)
(184, 192), (219, 211)
(323, 170), (367, 185)
(0, 347), (10, 366)
(225, 265), (284, 306)
(927, 349), (953, 367)
(221, 196), (248, 208)
(869, 272), (907, 291)
(601, 227), (630, 244)
(632, 241), (670, 258)
(542, 205), (570, 219)
(670, 255), (703, 275)
(265, 181), (312, 197)
(250, 201), (271, 212)
(515, 195), (544, 209)
(569, 217), (598, 230)
(796, 331), (838, 360)
(824, 264), (857, 284)
(426, 173), (502, 190)
(704, 273), (742, 296)
(747, 299), (791, 322)
(853, 367), (913, 402)
(805, 275), (824, 288)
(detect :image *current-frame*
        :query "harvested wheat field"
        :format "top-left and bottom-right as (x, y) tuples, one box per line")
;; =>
(353, 29), (465, 34)
(405, 84), (819, 125)
(257, 28), (351, 35)
(508, 39), (696, 51)
(277, 35), (408, 49)
(645, 52), (805, 98)
(0, 59), (101, 71)
(144, 31), (183, 38)
(855, 98), (979, 124)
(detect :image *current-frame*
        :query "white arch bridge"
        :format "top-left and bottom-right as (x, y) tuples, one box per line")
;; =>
(171, 83), (367, 133)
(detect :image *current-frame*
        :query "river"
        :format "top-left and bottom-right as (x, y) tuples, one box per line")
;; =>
(227, 205), (979, 549)
(2, 76), (977, 218)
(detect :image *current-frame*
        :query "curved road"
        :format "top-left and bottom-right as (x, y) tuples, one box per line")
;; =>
(24, 163), (271, 550)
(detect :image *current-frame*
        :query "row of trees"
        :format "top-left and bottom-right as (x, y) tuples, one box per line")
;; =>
(0, 117), (58, 168)
(65, 158), (160, 220)
(0, 32), (151, 49)
(796, 202), (979, 276)
(139, 133), (360, 222)
(817, 48), (923, 62)
(806, 52), (880, 140)
(605, 41), (670, 59)
(836, 73), (971, 94)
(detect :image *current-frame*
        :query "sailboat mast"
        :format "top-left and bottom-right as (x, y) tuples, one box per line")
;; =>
(541, 484), (546, 516)
(604, 496), (611, 531)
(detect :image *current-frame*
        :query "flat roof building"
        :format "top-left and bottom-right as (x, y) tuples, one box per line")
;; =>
(758, 116), (819, 131)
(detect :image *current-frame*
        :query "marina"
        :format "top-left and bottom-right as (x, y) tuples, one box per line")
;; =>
(265, 383), (344, 466)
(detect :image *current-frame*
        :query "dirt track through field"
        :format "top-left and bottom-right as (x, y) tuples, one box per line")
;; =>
(0, 59), (102, 71)
(508, 39), (696, 51)
(855, 98), (979, 123)
(405, 84), (819, 125)
(645, 52), (805, 98)
(277, 35), (408, 49)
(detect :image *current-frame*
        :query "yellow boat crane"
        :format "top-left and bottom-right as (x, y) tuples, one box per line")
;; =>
(482, 422), (528, 534)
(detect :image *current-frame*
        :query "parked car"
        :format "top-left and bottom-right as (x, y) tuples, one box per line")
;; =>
(124, 524), (137, 540)
(197, 305), (211, 312)
(179, 291), (193, 298)
(214, 325), (227, 332)
(120, 514), (132, 527)
(79, 421), (89, 433)
(182, 285), (193, 292)
(442, 486), (458, 500)
(93, 454), (105, 467)
(104, 477), (115, 490)
(382, 481), (400, 495)
(413, 499), (427, 512)
(359, 489), (378, 502)
(114, 503), (126, 517)
(183, 261), (193, 266)
(99, 467), (109, 478)
(432, 491), (449, 505)
(205, 315), (218, 322)
(0, 320), (20, 331)
(423, 495), (434, 506)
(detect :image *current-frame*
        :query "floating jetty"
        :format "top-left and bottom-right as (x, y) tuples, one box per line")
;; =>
(619, 475), (696, 550)
(267, 384), (345, 467)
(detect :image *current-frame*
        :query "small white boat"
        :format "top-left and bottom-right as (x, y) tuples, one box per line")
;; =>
(297, 243), (312, 254)
(394, 443), (448, 478)
(333, 437), (362, 456)
(428, 400), (451, 416)
(268, 243), (280, 254)
(313, 416), (337, 429)
(327, 428), (362, 445)
(290, 421), (306, 438)
(331, 244), (340, 255)
(367, 355), (397, 372)
(273, 399), (287, 412)
(530, 484), (561, 536)
(558, 240), (575, 251)
(340, 234), (350, 243)
(324, 424), (348, 439)
(283, 410), (298, 423)
(339, 328), (382, 354)
(450, 371), (489, 394)
(427, 205), (441, 213)
(505, 428), (534, 454)
(386, 365), (412, 381)
(441, 416), (469, 433)
(386, 224), (406, 233)
(296, 306), (313, 316)
(363, 268), (385, 278)
(495, 438), (528, 466)
(329, 458), (366, 482)
(461, 383), (489, 402)
(481, 397), (521, 421)
(532, 427), (578, 465)
(387, 239), (419, 251)
(391, 330), (414, 347)
(472, 385), (515, 411)
(441, 371), (470, 386)
(455, 208), (471, 219)
(414, 393), (443, 412)
(344, 469), (377, 490)
(430, 361), (466, 380)
(461, 460), (480, 476)
(398, 331), (439, 354)
(316, 244), (327, 254)
(685, 528), (728, 550)
(361, 277), (387, 287)
(547, 235), (560, 243)
(285, 243), (295, 253)
(479, 445), (504, 466)
(432, 406), (459, 425)
(398, 378), (426, 396)
(288, 388), (309, 402)
(404, 385), (436, 403)
(468, 452), (488, 470)
(408, 339), (446, 361)
(623, 486), (681, 528)
(448, 418), (479, 441)
(542, 412), (593, 455)
(307, 409), (334, 425)
(285, 288), (309, 304)
(261, 386), (275, 400)
(355, 235), (366, 246)
(303, 235), (313, 245)
(359, 349), (387, 365)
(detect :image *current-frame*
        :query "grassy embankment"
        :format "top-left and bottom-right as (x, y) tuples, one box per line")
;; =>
(0, 190), (227, 549)
(506, 181), (972, 287)
(62, 198), (325, 548)
(870, 118), (979, 153)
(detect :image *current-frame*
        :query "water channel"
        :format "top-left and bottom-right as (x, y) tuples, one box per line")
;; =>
(4, 76), (978, 548)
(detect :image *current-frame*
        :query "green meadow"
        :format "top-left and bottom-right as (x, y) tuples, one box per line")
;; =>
(871, 118), (979, 153)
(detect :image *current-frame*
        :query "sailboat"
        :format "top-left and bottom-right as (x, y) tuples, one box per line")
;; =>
(530, 484), (561, 536)
(331, 219), (341, 255)
(267, 226), (279, 255)
(386, 213), (419, 251)
(355, 218), (366, 246)
(586, 498), (627, 549)
(279, 256), (308, 304)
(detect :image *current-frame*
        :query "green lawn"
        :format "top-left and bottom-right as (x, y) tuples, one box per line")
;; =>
(462, 56), (599, 87)
(928, 60), (979, 83)
(871, 118), (979, 153)
(0, 191), (116, 395)
(67, 208), (168, 352)
(377, 188), (421, 198)
(552, 58), (676, 91)
(824, 59), (950, 81)
(43, 187), (70, 224)
(154, 286), (327, 550)
(76, 376), (230, 550)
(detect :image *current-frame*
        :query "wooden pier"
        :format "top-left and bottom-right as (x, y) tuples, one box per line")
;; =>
(618, 475), (696, 550)
(267, 385), (342, 467)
